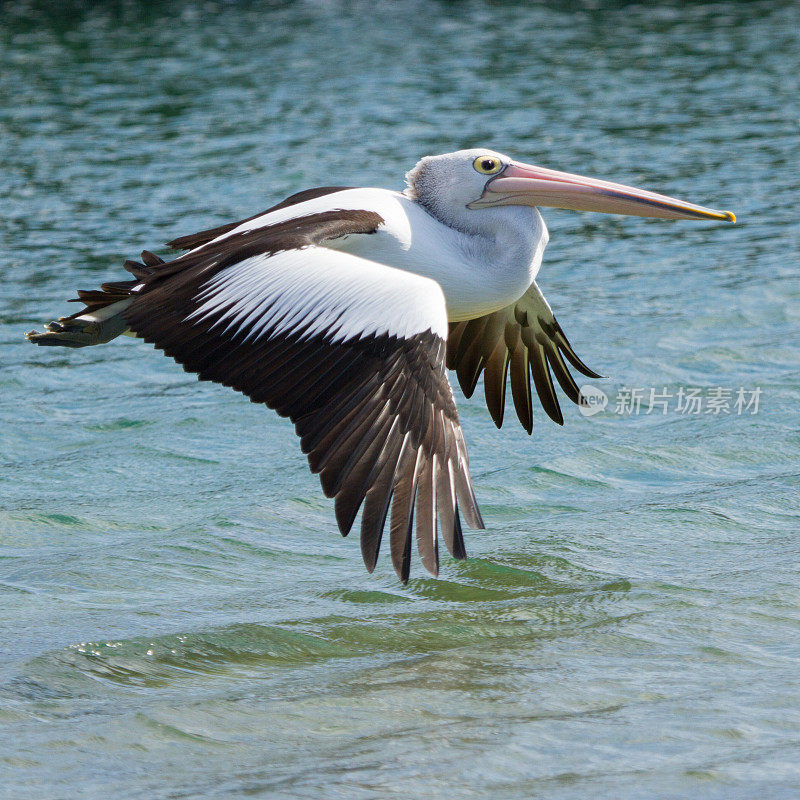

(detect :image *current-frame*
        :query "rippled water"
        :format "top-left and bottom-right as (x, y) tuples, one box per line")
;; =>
(1, 1), (799, 797)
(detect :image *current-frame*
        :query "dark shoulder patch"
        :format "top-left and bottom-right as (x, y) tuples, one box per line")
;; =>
(132, 209), (384, 290)
(166, 186), (353, 251)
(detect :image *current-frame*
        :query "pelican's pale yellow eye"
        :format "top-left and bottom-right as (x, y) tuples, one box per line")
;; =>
(473, 155), (503, 175)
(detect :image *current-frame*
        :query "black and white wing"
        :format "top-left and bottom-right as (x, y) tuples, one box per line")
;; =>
(447, 282), (601, 432)
(122, 208), (483, 582)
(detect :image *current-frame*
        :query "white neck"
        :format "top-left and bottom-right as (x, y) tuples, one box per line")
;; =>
(417, 202), (549, 320)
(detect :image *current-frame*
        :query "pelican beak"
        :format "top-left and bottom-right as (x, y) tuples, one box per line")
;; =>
(468, 160), (736, 222)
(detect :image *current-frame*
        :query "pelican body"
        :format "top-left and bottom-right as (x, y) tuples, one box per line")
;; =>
(28, 149), (734, 582)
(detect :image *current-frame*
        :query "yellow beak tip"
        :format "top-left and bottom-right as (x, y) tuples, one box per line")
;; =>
(723, 210), (737, 223)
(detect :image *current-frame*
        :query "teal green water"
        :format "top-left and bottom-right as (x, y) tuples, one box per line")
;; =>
(1, 2), (799, 798)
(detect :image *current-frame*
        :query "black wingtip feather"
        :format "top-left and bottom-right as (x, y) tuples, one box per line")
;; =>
(530, 342), (564, 426)
(451, 507), (468, 560)
(448, 298), (603, 434)
(509, 342), (534, 435)
(399, 508), (414, 584)
(483, 341), (510, 429)
(554, 321), (602, 379)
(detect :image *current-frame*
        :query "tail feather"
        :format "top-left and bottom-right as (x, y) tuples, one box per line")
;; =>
(68, 282), (136, 316)
(27, 295), (134, 348)
(27, 317), (107, 348)
(26, 249), (162, 348)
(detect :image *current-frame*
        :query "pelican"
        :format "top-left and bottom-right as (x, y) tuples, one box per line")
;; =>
(27, 149), (735, 582)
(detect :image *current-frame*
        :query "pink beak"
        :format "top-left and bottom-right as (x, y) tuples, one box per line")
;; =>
(468, 160), (736, 222)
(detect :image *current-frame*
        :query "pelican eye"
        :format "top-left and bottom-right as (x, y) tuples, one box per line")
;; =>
(473, 156), (503, 175)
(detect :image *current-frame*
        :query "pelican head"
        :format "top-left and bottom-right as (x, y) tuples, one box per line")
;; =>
(406, 148), (736, 226)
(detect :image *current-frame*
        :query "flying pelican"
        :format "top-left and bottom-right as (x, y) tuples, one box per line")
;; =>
(27, 149), (735, 582)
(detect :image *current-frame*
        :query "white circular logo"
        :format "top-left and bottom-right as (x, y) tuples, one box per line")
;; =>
(578, 384), (608, 417)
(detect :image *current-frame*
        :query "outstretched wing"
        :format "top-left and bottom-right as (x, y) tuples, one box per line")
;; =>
(123, 208), (483, 582)
(447, 282), (601, 432)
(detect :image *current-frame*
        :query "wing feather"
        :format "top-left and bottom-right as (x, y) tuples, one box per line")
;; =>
(415, 456), (438, 577)
(483, 337), (511, 429)
(390, 445), (421, 583)
(448, 282), (600, 430)
(435, 448), (457, 557)
(122, 207), (482, 581)
(509, 337), (534, 434)
(166, 187), (353, 251)
(360, 428), (407, 573)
